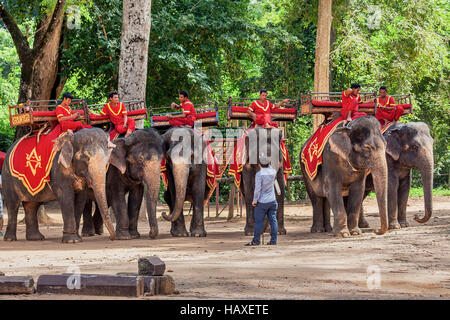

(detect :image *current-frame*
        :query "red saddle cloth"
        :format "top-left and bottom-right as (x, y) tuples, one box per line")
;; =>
(301, 117), (345, 180)
(160, 130), (220, 191)
(9, 125), (65, 195)
(228, 126), (292, 188)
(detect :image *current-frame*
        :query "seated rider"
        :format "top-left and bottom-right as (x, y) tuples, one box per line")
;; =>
(56, 92), (92, 134)
(341, 83), (367, 124)
(100, 91), (135, 138)
(168, 90), (197, 128)
(375, 86), (404, 127)
(246, 89), (290, 129)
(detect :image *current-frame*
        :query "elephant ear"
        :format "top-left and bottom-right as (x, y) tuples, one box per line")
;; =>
(110, 138), (127, 174)
(385, 128), (402, 161)
(53, 134), (74, 169)
(329, 127), (352, 162)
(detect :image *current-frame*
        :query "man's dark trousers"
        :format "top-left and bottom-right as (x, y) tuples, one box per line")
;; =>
(252, 200), (278, 244)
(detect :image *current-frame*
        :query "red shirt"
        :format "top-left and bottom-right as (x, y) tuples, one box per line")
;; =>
(249, 100), (276, 115)
(178, 99), (196, 120)
(376, 96), (395, 107)
(342, 91), (362, 110)
(101, 102), (127, 126)
(56, 104), (72, 122)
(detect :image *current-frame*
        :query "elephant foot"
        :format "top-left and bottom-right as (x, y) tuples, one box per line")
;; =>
(334, 227), (350, 238)
(244, 226), (254, 236)
(94, 225), (103, 235)
(311, 224), (325, 233)
(3, 228), (17, 241)
(399, 220), (409, 228)
(129, 231), (141, 239)
(278, 227), (287, 235)
(26, 231), (45, 241)
(349, 227), (362, 236)
(358, 219), (370, 228)
(190, 228), (207, 237)
(81, 230), (95, 237)
(170, 229), (189, 237)
(388, 222), (401, 230)
(148, 228), (159, 239)
(116, 230), (132, 240)
(81, 226), (96, 237)
(324, 224), (333, 232)
(62, 233), (82, 243)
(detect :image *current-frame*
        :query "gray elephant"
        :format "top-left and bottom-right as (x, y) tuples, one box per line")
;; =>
(300, 116), (388, 237)
(239, 127), (287, 236)
(161, 127), (212, 237)
(1, 128), (116, 243)
(361, 122), (434, 228)
(82, 129), (163, 240)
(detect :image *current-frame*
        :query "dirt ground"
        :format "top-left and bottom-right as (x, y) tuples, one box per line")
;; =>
(0, 196), (449, 300)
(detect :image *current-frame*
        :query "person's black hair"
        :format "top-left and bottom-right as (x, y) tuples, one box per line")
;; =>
(179, 90), (188, 98)
(62, 92), (73, 100)
(260, 89), (268, 94)
(109, 91), (119, 99)
(351, 83), (361, 89)
(379, 86), (387, 91)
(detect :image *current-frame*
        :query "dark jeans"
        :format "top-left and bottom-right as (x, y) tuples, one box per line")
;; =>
(252, 201), (278, 244)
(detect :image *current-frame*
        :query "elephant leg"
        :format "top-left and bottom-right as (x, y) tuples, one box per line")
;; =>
(397, 173), (411, 228)
(388, 174), (401, 229)
(327, 186), (350, 237)
(74, 190), (88, 239)
(81, 200), (96, 237)
(190, 194), (207, 238)
(243, 172), (256, 236)
(57, 189), (80, 243)
(4, 194), (21, 241)
(171, 209), (189, 237)
(275, 172), (286, 235)
(310, 196), (325, 233)
(346, 180), (365, 236)
(111, 189), (131, 240)
(23, 202), (45, 241)
(358, 192), (371, 228)
(93, 203), (104, 235)
(323, 198), (332, 232)
(165, 190), (188, 237)
(128, 185), (144, 239)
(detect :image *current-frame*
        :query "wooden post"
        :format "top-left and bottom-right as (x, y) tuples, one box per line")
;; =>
(228, 183), (235, 220)
(215, 182), (219, 217)
(239, 191), (243, 217)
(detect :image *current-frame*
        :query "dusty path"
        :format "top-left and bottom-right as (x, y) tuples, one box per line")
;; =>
(0, 196), (449, 299)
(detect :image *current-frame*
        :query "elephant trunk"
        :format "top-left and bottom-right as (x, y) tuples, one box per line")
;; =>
(162, 160), (188, 222)
(370, 158), (388, 235)
(143, 157), (161, 238)
(89, 153), (115, 240)
(414, 158), (434, 223)
(92, 184), (115, 240)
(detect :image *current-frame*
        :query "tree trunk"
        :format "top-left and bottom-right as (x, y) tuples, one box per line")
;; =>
(118, 0), (152, 129)
(313, 0), (333, 131)
(31, 14), (65, 101)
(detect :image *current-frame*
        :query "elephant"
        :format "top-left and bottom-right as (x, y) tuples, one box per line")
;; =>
(360, 122), (434, 229)
(81, 129), (163, 240)
(300, 116), (388, 237)
(1, 128), (116, 243)
(239, 126), (286, 236)
(160, 127), (212, 237)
